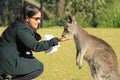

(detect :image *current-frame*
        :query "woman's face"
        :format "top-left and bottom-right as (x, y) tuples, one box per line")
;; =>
(26, 12), (41, 30)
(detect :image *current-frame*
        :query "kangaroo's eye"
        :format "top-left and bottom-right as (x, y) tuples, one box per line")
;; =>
(65, 28), (68, 31)
(64, 27), (69, 32)
(64, 25), (69, 32)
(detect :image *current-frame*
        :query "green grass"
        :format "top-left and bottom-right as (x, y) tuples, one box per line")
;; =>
(0, 27), (120, 80)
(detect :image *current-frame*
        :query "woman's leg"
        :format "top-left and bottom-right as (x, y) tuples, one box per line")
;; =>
(12, 68), (44, 80)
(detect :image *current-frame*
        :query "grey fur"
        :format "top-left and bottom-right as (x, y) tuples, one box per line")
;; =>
(62, 16), (120, 80)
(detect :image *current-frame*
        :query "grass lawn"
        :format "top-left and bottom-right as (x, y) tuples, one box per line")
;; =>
(0, 27), (120, 80)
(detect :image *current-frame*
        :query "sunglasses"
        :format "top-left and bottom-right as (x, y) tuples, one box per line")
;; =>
(31, 17), (41, 21)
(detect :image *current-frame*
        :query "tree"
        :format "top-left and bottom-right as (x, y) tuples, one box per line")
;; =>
(0, 0), (23, 26)
(56, 0), (65, 18)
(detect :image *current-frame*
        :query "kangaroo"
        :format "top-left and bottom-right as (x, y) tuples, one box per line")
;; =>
(62, 16), (120, 80)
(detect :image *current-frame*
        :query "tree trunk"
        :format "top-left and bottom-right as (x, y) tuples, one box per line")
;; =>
(56, 0), (65, 18)
(43, 7), (55, 19)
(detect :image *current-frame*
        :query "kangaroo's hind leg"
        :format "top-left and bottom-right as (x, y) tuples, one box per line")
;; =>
(92, 49), (115, 80)
(89, 60), (106, 80)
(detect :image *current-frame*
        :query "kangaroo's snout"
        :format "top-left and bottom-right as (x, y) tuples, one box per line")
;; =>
(61, 30), (67, 38)
(61, 24), (70, 38)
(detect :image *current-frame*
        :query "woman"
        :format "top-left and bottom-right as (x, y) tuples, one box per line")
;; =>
(0, 5), (68, 80)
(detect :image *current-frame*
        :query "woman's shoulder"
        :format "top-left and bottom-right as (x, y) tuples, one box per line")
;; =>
(15, 21), (33, 32)
(15, 21), (27, 28)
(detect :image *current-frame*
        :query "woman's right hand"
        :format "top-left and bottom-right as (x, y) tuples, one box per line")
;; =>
(57, 37), (70, 42)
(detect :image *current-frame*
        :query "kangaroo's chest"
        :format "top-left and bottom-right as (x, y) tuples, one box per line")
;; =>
(74, 36), (88, 53)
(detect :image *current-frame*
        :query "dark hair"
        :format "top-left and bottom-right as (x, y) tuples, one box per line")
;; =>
(16, 5), (40, 22)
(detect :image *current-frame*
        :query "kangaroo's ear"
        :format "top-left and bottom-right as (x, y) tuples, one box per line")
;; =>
(67, 15), (77, 24)
(72, 16), (77, 24)
(67, 16), (72, 23)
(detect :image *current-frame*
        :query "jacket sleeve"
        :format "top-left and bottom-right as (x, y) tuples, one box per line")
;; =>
(17, 29), (58, 52)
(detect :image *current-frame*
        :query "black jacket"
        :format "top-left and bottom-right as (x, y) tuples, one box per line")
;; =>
(0, 21), (58, 75)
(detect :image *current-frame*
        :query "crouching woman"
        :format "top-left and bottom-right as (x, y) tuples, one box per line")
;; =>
(0, 5), (68, 80)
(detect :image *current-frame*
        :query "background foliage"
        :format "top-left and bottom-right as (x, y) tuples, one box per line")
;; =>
(0, 0), (120, 28)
